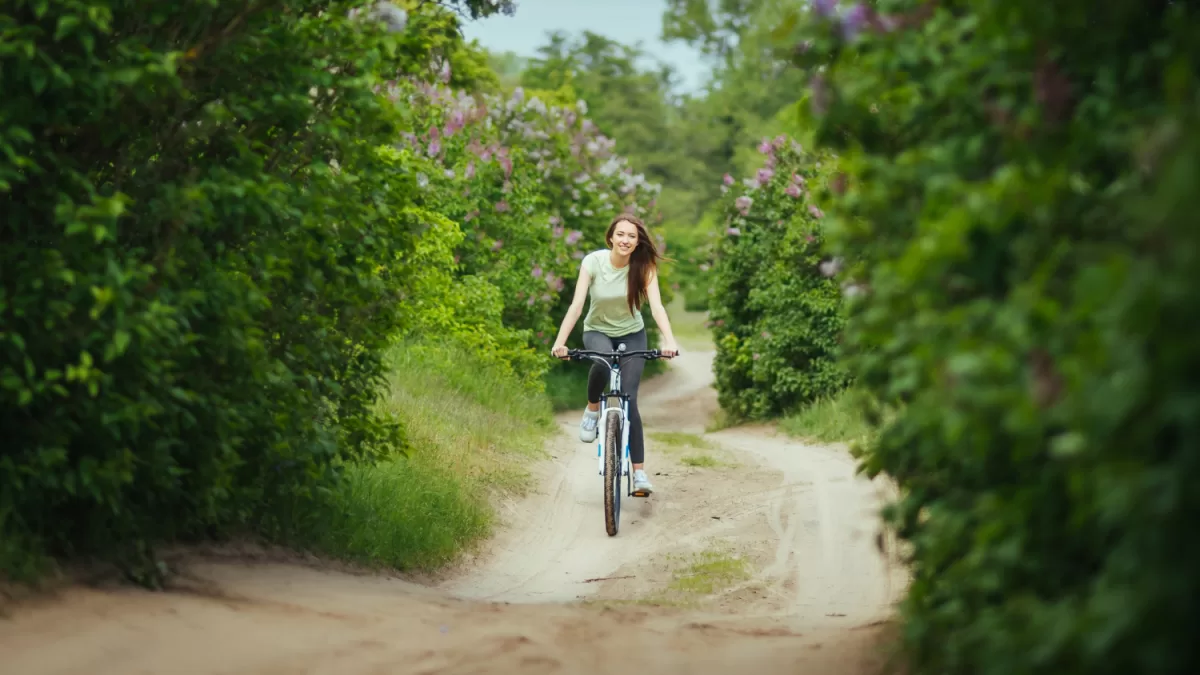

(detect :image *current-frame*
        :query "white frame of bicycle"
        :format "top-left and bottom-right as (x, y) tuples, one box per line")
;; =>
(595, 364), (632, 481)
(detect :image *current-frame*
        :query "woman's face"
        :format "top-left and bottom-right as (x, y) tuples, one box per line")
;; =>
(610, 220), (640, 257)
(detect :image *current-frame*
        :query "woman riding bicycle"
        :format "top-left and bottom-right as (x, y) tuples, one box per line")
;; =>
(550, 214), (680, 496)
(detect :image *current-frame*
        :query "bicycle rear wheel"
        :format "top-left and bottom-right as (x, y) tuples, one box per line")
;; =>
(603, 408), (622, 536)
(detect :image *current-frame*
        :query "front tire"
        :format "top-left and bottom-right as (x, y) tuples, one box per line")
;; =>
(603, 408), (622, 536)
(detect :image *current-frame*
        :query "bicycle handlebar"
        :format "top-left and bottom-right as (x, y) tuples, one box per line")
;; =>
(563, 348), (672, 364)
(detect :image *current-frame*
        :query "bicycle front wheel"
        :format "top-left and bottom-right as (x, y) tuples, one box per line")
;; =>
(603, 408), (622, 536)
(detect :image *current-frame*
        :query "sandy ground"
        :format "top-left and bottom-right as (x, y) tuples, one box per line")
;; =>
(0, 350), (908, 675)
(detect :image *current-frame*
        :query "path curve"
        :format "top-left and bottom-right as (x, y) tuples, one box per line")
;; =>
(0, 350), (907, 675)
(443, 349), (905, 627)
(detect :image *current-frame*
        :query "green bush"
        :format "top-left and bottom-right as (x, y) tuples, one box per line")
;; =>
(708, 136), (849, 419)
(0, 0), (507, 582)
(791, 1), (1200, 673)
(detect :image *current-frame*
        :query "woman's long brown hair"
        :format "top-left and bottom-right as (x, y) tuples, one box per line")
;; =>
(605, 213), (666, 316)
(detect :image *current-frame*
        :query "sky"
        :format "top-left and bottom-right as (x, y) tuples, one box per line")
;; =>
(459, 0), (713, 93)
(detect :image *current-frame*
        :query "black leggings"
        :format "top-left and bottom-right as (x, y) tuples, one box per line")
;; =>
(583, 328), (647, 464)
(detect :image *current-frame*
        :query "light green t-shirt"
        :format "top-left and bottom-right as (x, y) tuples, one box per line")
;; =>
(581, 249), (645, 336)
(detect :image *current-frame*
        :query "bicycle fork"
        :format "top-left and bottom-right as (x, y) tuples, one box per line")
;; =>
(596, 406), (632, 478)
(597, 367), (632, 478)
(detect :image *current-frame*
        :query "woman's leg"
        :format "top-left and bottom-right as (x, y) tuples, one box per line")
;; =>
(578, 331), (615, 442)
(615, 330), (648, 466)
(614, 330), (654, 495)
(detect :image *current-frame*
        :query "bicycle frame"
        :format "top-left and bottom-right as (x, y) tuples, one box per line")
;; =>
(567, 346), (662, 481)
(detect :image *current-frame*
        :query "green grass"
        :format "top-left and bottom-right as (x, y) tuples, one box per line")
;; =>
(265, 339), (555, 572)
(607, 546), (751, 608)
(543, 364), (589, 413)
(584, 546), (752, 610)
(650, 431), (733, 468)
(649, 430), (713, 450)
(779, 387), (875, 445)
(668, 549), (751, 595)
(680, 453), (720, 468)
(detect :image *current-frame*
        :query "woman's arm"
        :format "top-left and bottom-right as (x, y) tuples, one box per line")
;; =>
(551, 264), (592, 357)
(645, 268), (679, 356)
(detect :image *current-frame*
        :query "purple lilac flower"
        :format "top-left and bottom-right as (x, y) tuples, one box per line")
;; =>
(727, 227), (741, 236)
(492, 239), (504, 251)
(735, 195), (753, 215)
(723, 173), (734, 186)
(842, 3), (869, 39)
(532, 265), (543, 278)
(466, 161), (476, 179)
(494, 200), (510, 213)
(808, 204), (824, 218)
(813, 0), (837, 17)
(785, 184), (802, 198)
(565, 230), (582, 245)
(756, 168), (775, 186)
(757, 138), (773, 154)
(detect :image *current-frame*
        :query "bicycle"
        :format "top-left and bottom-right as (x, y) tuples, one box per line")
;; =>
(566, 345), (667, 537)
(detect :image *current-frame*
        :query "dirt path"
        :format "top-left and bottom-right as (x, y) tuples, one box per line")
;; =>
(0, 350), (907, 675)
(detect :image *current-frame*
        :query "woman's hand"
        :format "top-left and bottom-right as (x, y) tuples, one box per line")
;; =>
(551, 344), (570, 359)
(660, 339), (680, 358)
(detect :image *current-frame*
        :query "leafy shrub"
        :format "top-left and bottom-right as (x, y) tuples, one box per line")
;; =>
(708, 135), (849, 419)
(790, 1), (1200, 673)
(0, 0), (506, 581)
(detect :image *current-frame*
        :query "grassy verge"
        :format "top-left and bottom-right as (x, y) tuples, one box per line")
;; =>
(543, 365), (589, 413)
(779, 387), (875, 445)
(262, 340), (554, 572)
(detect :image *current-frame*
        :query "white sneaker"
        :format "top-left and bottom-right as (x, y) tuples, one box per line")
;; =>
(632, 469), (653, 496)
(579, 409), (599, 443)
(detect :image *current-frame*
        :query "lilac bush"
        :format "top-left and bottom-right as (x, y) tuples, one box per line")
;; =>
(708, 134), (849, 419)
(393, 79), (664, 354)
